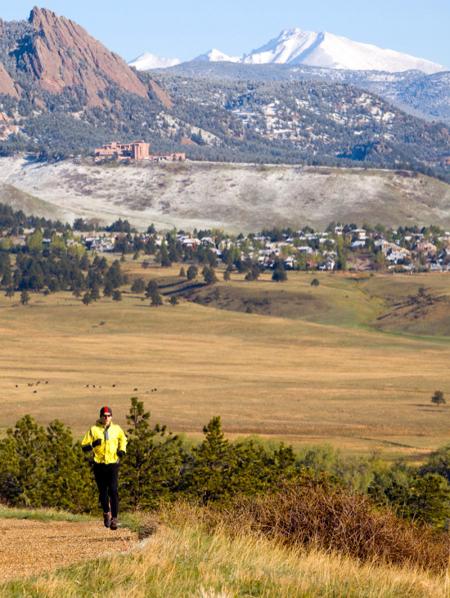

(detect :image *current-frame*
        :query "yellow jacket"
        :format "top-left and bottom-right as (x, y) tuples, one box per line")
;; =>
(81, 422), (127, 464)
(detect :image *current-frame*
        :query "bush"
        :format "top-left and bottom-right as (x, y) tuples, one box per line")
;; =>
(216, 481), (450, 573)
(431, 390), (446, 405)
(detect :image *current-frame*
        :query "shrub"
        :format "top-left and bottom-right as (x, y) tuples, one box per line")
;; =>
(216, 481), (450, 573)
(431, 390), (446, 405)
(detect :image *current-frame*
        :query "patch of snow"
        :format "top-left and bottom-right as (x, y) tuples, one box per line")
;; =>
(129, 53), (181, 71)
(193, 49), (241, 63)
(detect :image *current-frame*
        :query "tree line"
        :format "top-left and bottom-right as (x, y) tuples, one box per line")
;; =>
(0, 398), (449, 529)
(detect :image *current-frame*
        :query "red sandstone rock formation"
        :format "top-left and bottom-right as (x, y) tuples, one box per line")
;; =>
(149, 80), (173, 110)
(0, 63), (18, 98)
(22, 7), (149, 106)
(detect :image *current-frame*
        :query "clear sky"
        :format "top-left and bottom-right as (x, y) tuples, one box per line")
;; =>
(2, 1), (449, 67)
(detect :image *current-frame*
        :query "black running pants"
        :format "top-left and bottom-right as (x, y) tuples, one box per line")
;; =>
(93, 463), (120, 517)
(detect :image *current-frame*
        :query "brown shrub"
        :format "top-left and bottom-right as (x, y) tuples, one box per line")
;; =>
(212, 481), (450, 573)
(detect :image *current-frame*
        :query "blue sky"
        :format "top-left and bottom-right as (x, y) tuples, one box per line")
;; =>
(2, 1), (449, 67)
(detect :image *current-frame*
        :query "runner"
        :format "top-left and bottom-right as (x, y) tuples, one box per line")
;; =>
(81, 406), (127, 530)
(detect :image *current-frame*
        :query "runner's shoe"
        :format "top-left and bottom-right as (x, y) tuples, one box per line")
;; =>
(110, 517), (118, 530)
(103, 512), (111, 528)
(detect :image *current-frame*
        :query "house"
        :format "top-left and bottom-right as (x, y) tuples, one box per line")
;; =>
(284, 256), (296, 269)
(416, 241), (437, 255)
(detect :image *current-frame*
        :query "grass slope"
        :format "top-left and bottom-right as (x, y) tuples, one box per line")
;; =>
(0, 183), (65, 221)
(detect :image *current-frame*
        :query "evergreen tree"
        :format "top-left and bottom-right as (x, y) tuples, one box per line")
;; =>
(120, 398), (184, 509)
(145, 280), (159, 298)
(131, 278), (145, 293)
(202, 266), (217, 285)
(187, 265), (198, 281)
(103, 280), (114, 297)
(272, 264), (287, 282)
(182, 416), (236, 504)
(43, 420), (96, 512)
(159, 243), (172, 268)
(150, 291), (163, 307)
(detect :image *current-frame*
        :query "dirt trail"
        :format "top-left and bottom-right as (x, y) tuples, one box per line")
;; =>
(0, 518), (137, 582)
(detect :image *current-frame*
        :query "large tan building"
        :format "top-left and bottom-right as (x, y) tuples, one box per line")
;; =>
(95, 141), (186, 163)
(95, 141), (150, 161)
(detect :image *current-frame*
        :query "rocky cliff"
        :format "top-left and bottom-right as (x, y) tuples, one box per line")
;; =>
(18, 7), (148, 106)
(0, 62), (18, 98)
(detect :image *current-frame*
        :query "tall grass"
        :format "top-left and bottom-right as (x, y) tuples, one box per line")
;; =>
(3, 504), (447, 597)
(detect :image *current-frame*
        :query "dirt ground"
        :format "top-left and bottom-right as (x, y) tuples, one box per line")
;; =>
(0, 518), (138, 582)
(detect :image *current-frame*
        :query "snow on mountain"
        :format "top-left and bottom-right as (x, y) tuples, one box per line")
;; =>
(193, 49), (240, 63)
(131, 28), (446, 74)
(241, 28), (445, 74)
(129, 52), (181, 71)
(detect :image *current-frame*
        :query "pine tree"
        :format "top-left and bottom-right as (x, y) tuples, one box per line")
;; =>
(120, 398), (184, 509)
(150, 292), (163, 307)
(202, 266), (217, 285)
(183, 416), (236, 504)
(131, 278), (145, 293)
(0, 415), (48, 507)
(43, 420), (96, 512)
(187, 265), (198, 280)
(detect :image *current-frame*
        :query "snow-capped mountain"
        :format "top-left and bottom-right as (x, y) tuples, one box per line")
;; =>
(193, 49), (240, 63)
(129, 52), (181, 71)
(241, 28), (444, 73)
(130, 28), (446, 74)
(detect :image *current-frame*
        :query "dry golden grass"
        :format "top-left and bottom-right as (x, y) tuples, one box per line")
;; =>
(1, 271), (450, 457)
(3, 504), (447, 597)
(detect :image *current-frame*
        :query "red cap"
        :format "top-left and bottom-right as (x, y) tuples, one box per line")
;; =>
(99, 406), (112, 417)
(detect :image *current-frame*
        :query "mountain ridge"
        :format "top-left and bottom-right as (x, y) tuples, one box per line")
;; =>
(132, 27), (445, 74)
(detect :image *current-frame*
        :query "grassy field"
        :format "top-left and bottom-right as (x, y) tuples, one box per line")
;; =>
(1, 505), (447, 597)
(1, 267), (450, 458)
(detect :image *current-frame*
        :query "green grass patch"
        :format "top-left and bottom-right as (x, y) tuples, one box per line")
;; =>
(0, 506), (93, 523)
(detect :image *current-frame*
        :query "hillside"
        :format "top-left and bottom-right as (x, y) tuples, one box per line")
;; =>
(166, 61), (450, 126)
(1, 157), (449, 230)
